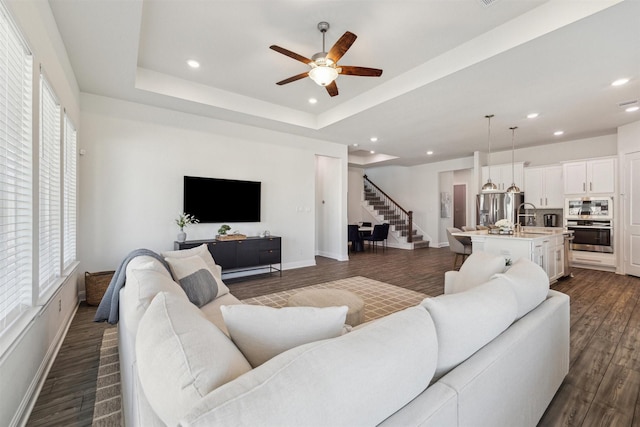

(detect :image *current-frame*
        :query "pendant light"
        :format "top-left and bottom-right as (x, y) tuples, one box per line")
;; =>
(506, 126), (521, 193)
(481, 114), (498, 192)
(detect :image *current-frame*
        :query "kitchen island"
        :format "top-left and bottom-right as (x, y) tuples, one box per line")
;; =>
(452, 227), (566, 282)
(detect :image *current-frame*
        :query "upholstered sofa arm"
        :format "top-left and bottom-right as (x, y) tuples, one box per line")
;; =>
(443, 270), (459, 294)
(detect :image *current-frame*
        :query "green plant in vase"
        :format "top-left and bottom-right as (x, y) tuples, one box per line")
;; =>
(218, 224), (231, 236)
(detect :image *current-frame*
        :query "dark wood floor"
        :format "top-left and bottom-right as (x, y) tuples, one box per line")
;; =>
(26, 246), (640, 426)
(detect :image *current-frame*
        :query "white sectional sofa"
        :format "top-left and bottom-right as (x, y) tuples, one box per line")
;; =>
(118, 246), (569, 427)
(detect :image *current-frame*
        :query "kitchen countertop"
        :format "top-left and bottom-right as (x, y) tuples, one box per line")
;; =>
(452, 227), (569, 241)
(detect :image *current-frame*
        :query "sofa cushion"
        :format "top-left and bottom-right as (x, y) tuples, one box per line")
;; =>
(492, 257), (550, 319)
(221, 304), (348, 367)
(446, 251), (506, 294)
(180, 306), (438, 427)
(421, 280), (518, 379)
(120, 260), (189, 335)
(136, 292), (251, 427)
(162, 244), (229, 297)
(165, 255), (224, 307)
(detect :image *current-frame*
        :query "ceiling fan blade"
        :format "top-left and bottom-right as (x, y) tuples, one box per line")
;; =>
(339, 66), (383, 77)
(327, 31), (357, 63)
(325, 81), (339, 97)
(276, 72), (310, 85)
(269, 45), (312, 65)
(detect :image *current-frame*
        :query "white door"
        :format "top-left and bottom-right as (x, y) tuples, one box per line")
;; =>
(625, 152), (640, 277)
(563, 161), (587, 194)
(589, 158), (615, 194)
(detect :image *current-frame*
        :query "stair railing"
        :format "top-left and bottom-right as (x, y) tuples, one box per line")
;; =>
(363, 175), (413, 243)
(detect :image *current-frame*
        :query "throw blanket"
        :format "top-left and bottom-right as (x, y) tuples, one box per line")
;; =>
(94, 248), (172, 324)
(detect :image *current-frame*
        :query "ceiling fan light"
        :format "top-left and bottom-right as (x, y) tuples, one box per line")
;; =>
(309, 66), (338, 86)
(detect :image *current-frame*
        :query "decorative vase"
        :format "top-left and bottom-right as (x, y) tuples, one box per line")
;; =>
(177, 229), (186, 243)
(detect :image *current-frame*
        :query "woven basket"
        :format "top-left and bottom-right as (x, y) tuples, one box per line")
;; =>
(85, 270), (115, 306)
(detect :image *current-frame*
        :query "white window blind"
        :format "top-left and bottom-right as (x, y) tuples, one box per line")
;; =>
(0, 3), (33, 332)
(63, 115), (76, 269)
(39, 76), (60, 295)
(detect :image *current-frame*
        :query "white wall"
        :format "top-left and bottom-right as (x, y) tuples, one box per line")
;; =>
(489, 134), (617, 167)
(316, 156), (347, 260)
(1, 2), (80, 426)
(348, 166), (366, 224)
(79, 94), (348, 280)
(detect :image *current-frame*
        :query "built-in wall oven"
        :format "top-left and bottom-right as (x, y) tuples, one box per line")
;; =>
(565, 197), (613, 253)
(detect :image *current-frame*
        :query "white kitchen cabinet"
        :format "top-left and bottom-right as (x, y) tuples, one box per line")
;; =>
(523, 165), (563, 208)
(465, 231), (564, 282)
(482, 162), (524, 192)
(563, 158), (615, 195)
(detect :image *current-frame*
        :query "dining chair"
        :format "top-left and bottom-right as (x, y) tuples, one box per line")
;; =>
(363, 223), (389, 252)
(348, 224), (363, 252)
(446, 227), (472, 269)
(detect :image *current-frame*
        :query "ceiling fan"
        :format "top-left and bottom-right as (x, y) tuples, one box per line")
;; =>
(270, 22), (383, 97)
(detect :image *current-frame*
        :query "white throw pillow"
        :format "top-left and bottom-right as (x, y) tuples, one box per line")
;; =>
(492, 257), (550, 319)
(180, 306), (438, 427)
(165, 255), (224, 307)
(162, 244), (229, 296)
(448, 251), (507, 294)
(221, 304), (348, 367)
(129, 268), (187, 309)
(421, 280), (518, 379)
(136, 292), (252, 426)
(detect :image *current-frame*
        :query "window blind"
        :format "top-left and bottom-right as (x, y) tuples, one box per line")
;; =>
(39, 76), (60, 295)
(0, 3), (33, 332)
(63, 115), (76, 269)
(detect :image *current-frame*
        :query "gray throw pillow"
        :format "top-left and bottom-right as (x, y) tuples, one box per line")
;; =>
(165, 255), (220, 307)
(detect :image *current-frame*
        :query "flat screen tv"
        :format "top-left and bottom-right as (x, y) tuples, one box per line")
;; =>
(183, 176), (261, 223)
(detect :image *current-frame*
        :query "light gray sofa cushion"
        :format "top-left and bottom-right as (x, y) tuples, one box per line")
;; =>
(136, 292), (252, 426)
(221, 304), (348, 367)
(444, 251), (506, 294)
(421, 280), (518, 379)
(491, 257), (550, 319)
(180, 306), (439, 427)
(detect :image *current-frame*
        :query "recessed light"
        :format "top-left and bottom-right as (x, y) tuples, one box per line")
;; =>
(527, 113), (539, 119)
(187, 59), (200, 69)
(370, 150), (375, 154)
(370, 137), (378, 142)
(554, 130), (564, 136)
(612, 78), (629, 87)
(626, 106), (640, 113)
(308, 98), (318, 104)
(426, 151), (434, 155)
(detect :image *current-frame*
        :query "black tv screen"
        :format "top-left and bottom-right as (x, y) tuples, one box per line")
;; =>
(183, 176), (261, 223)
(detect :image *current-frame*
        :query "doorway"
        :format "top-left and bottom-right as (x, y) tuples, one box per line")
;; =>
(453, 184), (467, 229)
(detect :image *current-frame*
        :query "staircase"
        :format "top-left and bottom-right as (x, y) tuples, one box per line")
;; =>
(363, 177), (430, 250)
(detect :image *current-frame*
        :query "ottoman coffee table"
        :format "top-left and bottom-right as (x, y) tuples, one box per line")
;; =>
(286, 289), (365, 326)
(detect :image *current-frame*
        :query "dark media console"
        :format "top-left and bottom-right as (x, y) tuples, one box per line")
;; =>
(174, 236), (282, 277)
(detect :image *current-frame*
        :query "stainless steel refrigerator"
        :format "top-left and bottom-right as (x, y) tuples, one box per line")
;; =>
(476, 192), (524, 226)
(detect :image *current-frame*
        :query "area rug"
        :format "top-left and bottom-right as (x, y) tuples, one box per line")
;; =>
(90, 277), (427, 425)
(92, 327), (122, 427)
(241, 276), (428, 323)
